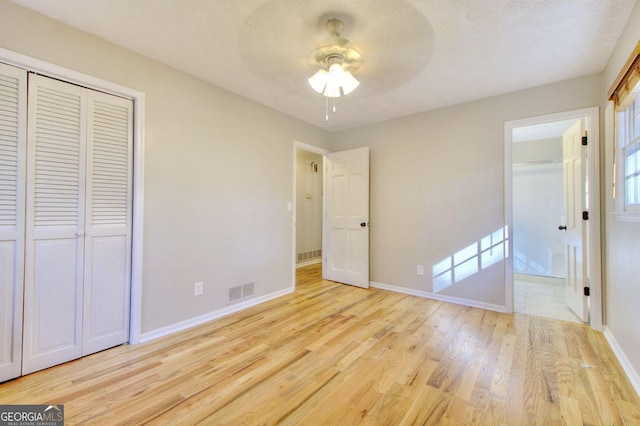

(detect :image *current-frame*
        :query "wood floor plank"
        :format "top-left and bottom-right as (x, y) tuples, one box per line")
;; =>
(1, 262), (639, 425)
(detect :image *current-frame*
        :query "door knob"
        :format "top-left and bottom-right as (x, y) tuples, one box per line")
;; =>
(360, 222), (367, 228)
(558, 225), (567, 231)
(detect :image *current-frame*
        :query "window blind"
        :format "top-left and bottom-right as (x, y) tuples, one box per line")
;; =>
(609, 41), (640, 110)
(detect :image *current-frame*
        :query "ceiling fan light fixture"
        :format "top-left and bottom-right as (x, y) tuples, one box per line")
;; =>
(323, 73), (342, 98)
(308, 61), (360, 97)
(340, 70), (360, 95)
(307, 19), (362, 121)
(308, 69), (329, 94)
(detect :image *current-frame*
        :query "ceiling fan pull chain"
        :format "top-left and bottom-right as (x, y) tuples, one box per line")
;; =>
(325, 96), (329, 122)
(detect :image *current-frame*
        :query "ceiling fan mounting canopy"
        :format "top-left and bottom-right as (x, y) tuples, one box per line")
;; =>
(308, 18), (362, 73)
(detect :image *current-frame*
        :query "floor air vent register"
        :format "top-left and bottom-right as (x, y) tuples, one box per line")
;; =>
(227, 282), (255, 304)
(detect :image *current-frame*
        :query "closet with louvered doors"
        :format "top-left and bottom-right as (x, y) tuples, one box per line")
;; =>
(0, 64), (133, 380)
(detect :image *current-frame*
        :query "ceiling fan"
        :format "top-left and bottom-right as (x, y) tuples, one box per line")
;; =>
(307, 19), (362, 121)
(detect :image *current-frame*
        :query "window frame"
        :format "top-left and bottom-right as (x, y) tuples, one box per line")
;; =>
(617, 95), (640, 212)
(609, 41), (640, 221)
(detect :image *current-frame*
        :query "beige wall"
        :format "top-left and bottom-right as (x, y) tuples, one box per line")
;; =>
(512, 137), (563, 164)
(0, 0), (330, 333)
(330, 75), (601, 307)
(601, 0), (640, 381)
(3, 0), (639, 387)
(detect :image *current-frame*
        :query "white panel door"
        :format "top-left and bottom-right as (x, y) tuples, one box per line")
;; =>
(562, 119), (588, 322)
(83, 91), (132, 355)
(0, 63), (27, 382)
(22, 74), (87, 375)
(324, 147), (370, 288)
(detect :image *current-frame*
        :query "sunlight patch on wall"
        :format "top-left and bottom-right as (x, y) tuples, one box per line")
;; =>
(432, 227), (508, 293)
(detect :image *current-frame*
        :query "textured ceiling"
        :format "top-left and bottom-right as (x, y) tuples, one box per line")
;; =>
(10, 0), (638, 131)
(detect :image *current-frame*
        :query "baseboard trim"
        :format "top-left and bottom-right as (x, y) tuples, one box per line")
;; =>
(603, 326), (640, 398)
(514, 273), (564, 286)
(296, 259), (322, 268)
(370, 281), (509, 313)
(139, 286), (295, 343)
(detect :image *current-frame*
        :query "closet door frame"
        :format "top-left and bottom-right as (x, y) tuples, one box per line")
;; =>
(0, 47), (146, 345)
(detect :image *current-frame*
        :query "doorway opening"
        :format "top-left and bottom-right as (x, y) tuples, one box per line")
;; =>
(504, 107), (602, 328)
(293, 142), (328, 286)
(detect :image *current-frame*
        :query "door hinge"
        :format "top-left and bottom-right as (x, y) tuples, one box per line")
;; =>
(584, 287), (590, 296)
(582, 211), (589, 220)
(581, 136), (588, 146)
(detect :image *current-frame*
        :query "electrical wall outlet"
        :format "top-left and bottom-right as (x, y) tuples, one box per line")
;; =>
(194, 281), (203, 296)
(417, 265), (424, 276)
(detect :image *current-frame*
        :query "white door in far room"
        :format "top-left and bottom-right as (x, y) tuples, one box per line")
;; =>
(561, 119), (589, 322)
(324, 147), (370, 288)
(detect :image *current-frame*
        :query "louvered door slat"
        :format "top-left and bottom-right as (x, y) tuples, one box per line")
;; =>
(94, 161), (128, 171)
(0, 63), (26, 383)
(33, 132), (82, 146)
(93, 147), (128, 159)
(0, 134), (18, 145)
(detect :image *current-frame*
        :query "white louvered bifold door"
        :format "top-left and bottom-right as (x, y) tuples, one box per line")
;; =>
(0, 63), (27, 382)
(23, 75), (133, 374)
(83, 90), (132, 356)
(23, 75), (87, 375)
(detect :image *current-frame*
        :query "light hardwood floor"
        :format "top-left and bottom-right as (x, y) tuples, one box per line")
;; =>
(1, 263), (639, 425)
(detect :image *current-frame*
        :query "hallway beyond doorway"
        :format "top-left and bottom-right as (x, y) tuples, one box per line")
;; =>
(514, 275), (582, 324)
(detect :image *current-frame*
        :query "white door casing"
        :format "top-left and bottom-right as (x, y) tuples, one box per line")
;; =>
(562, 119), (589, 322)
(505, 107), (601, 329)
(324, 147), (370, 288)
(0, 63), (27, 382)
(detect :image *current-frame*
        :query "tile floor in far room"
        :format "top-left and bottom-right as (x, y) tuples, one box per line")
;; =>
(514, 276), (583, 324)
